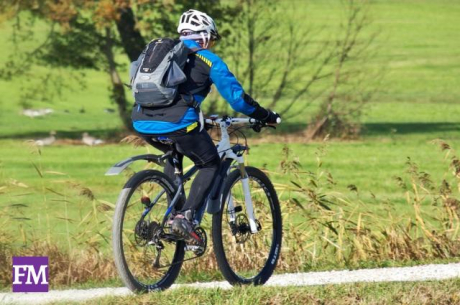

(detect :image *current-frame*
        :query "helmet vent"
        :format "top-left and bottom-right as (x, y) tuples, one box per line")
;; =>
(178, 9), (219, 41)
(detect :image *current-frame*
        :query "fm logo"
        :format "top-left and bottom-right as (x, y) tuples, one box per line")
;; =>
(12, 257), (49, 292)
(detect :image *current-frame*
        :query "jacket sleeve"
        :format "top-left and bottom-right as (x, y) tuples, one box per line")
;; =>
(209, 58), (256, 116)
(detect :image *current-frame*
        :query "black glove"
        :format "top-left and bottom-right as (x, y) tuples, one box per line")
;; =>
(250, 107), (281, 124)
(264, 110), (281, 124)
(243, 93), (281, 124)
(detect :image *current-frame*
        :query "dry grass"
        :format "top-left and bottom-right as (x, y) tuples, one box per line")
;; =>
(1, 139), (460, 288)
(120, 135), (148, 148)
(0, 239), (116, 287)
(276, 139), (460, 270)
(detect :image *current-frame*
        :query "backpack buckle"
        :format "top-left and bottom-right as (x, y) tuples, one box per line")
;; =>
(181, 94), (199, 109)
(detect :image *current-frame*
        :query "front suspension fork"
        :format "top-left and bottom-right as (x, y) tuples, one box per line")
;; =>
(238, 162), (259, 233)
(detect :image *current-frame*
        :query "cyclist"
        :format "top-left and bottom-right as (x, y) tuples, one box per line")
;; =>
(131, 9), (280, 244)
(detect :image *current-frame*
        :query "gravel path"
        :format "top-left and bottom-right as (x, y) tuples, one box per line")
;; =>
(2, 263), (460, 304)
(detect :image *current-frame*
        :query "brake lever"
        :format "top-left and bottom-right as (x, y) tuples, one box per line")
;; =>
(252, 121), (278, 132)
(251, 124), (262, 133)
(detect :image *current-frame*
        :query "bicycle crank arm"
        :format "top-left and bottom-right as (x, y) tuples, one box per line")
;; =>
(184, 244), (205, 252)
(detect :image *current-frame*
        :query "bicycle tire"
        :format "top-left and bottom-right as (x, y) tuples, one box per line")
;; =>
(112, 170), (185, 292)
(212, 166), (282, 285)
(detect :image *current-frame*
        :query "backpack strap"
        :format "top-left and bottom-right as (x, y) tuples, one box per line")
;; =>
(180, 87), (204, 109)
(179, 45), (207, 109)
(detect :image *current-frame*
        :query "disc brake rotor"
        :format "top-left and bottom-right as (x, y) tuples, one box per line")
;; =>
(234, 214), (250, 244)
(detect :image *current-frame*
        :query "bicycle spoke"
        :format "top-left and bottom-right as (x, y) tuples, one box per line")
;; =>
(223, 178), (273, 277)
(213, 166), (282, 285)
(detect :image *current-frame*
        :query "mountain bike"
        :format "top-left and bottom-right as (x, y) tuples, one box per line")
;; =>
(107, 116), (282, 292)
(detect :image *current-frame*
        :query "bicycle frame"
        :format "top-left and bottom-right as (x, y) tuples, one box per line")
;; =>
(159, 117), (260, 233)
(106, 116), (261, 234)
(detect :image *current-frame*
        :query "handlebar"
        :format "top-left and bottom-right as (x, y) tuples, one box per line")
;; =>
(204, 117), (252, 125)
(204, 116), (281, 132)
(205, 116), (281, 125)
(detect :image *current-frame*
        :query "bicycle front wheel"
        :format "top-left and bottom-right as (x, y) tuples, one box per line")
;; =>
(112, 170), (184, 292)
(212, 166), (282, 285)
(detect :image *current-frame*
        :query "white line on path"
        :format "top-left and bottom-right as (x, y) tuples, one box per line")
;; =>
(2, 263), (460, 304)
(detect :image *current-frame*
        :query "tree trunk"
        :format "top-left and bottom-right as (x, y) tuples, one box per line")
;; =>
(102, 28), (133, 131)
(115, 7), (146, 62)
(247, 1), (255, 96)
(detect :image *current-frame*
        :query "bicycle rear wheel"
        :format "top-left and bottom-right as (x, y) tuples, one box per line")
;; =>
(112, 170), (184, 292)
(212, 166), (282, 285)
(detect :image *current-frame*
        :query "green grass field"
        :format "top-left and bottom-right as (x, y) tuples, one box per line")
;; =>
(74, 279), (460, 305)
(1, 138), (458, 248)
(0, 0), (459, 291)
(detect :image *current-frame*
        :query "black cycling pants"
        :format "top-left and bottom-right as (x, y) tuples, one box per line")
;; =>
(141, 128), (220, 214)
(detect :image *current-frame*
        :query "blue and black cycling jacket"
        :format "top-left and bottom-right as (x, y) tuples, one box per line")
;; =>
(132, 39), (267, 135)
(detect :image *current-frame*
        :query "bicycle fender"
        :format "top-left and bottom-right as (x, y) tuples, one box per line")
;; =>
(105, 154), (164, 176)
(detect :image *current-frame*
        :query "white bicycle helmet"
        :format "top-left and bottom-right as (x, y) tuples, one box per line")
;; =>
(177, 9), (221, 45)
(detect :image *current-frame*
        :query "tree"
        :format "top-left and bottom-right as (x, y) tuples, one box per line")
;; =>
(225, 0), (380, 138)
(0, 0), (236, 131)
(305, 0), (382, 139)
(0, 0), (379, 137)
(224, 0), (335, 117)
(0, 1), (145, 130)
